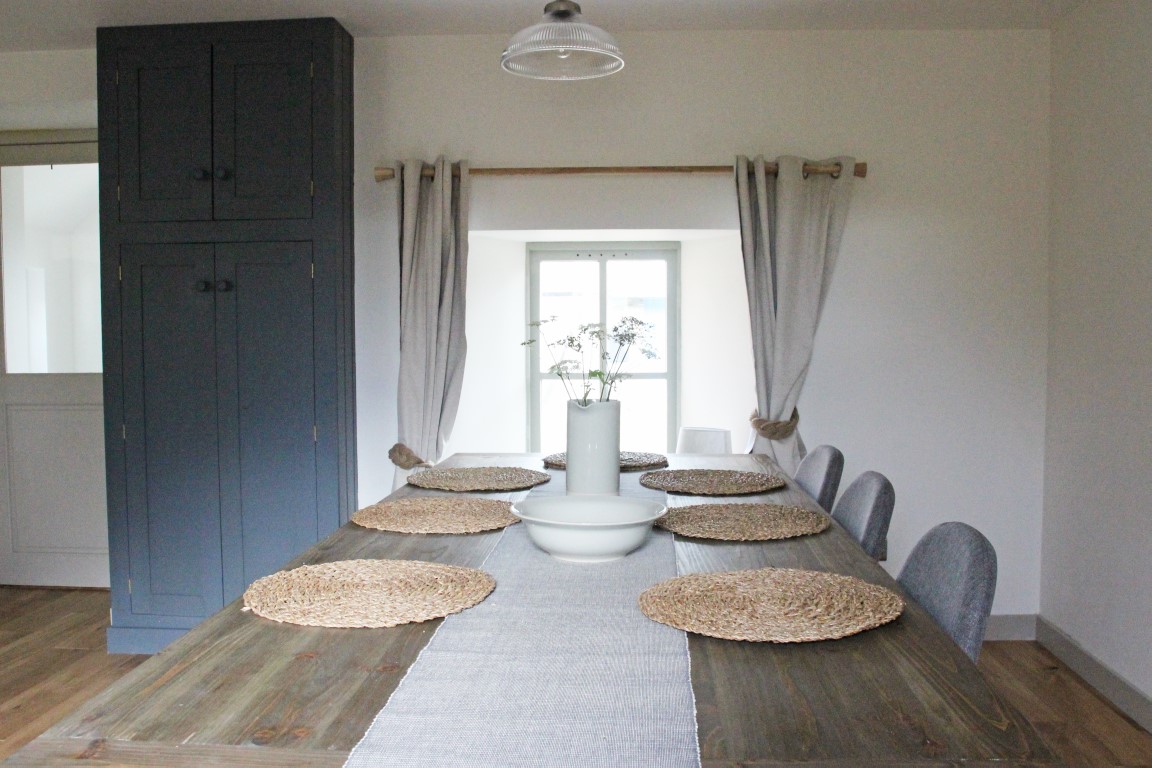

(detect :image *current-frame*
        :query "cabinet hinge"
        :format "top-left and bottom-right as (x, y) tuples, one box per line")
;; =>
(310, 61), (314, 79)
(313, 425), (318, 443)
(118, 264), (122, 282)
(116, 184), (121, 201)
(311, 262), (315, 279)
(310, 179), (314, 197)
(122, 424), (126, 440)
(127, 578), (132, 594)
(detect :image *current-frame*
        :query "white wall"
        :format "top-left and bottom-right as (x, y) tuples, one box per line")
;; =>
(1046, 0), (1152, 699)
(0, 49), (96, 129)
(678, 233), (755, 446)
(356, 30), (1050, 615)
(440, 233), (528, 458)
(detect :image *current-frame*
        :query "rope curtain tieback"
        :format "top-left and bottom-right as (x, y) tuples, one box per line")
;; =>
(389, 442), (433, 470)
(750, 408), (800, 441)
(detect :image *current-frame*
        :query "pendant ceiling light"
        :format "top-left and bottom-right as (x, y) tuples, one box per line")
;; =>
(501, 1), (624, 81)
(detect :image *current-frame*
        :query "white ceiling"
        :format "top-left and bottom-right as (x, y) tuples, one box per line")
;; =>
(0, 0), (1083, 52)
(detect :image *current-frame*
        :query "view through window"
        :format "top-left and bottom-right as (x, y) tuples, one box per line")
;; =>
(527, 243), (678, 453)
(1, 162), (101, 373)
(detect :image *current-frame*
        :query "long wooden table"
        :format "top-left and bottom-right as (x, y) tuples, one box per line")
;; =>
(4, 453), (1057, 766)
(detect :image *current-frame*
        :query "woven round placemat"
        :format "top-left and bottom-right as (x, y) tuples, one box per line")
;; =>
(639, 568), (904, 643)
(406, 466), (551, 492)
(542, 451), (669, 471)
(352, 497), (518, 534)
(655, 503), (829, 541)
(639, 469), (786, 495)
(243, 559), (496, 628)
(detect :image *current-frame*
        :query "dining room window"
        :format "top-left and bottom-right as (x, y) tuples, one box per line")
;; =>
(527, 242), (679, 453)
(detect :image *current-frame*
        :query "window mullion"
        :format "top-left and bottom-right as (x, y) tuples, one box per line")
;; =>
(598, 254), (608, 385)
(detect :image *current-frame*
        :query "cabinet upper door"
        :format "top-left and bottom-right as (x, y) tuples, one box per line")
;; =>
(115, 40), (314, 223)
(212, 41), (314, 221)
(116, 45), (214, 222)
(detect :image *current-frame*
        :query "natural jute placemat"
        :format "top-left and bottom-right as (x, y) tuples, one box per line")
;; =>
(243, 559), (496, 628)
(639, 468), (786, 495)
(656, 503), (829, 541)
(542, 451), (669, 471)
(406, 466), (551, 492)
(353, 497), (518, 534)
(639, 567), (904, 643)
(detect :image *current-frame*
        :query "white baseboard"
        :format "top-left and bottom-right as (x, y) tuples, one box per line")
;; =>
(985, 613), (1038, 641)
(1036, 617), (1152, 733)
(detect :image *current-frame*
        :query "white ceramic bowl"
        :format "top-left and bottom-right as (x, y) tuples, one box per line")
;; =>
(511, 495), (667, 563)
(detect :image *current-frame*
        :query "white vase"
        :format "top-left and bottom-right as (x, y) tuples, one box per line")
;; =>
(565, 399), (620, 495)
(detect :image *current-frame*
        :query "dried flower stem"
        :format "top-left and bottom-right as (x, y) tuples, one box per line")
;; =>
(524, 316), (656, 406)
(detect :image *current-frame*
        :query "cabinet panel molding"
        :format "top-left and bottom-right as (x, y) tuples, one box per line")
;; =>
(120, 243), (222, 619)
(213, 40), (314, 220)
(115, 44), (214, 222)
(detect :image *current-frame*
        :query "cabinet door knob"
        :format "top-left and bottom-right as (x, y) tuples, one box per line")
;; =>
(214, 166), (231, 181)
(192, 167), (211, 181)
(195, 280), (213, 292)
(215, 280), (233, 292)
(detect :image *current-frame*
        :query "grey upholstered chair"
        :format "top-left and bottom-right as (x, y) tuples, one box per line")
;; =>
(793, 444), (844, 512)
(830, 470), (893, 560)
(898, 522), (998, 661)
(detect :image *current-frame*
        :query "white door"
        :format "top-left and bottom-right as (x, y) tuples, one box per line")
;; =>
(0, 374), (107, 586)
(0, 146), (109, 587)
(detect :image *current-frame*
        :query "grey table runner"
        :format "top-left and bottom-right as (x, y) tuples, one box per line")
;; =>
(344, 523), (700, 767)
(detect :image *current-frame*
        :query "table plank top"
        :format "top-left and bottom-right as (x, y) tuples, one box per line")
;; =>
(3, 453), (1057, 766)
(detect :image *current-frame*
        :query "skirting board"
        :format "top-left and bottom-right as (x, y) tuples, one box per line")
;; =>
(1037, 617), (1152, 733)
(107, 626), (188, 655)
(985, 614), (1037, 641)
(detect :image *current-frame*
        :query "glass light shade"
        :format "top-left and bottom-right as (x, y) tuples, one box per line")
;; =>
(501, 1), (624, 81)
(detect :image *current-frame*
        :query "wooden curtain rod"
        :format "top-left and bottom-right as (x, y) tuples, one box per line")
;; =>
(373, 161), (867, 183)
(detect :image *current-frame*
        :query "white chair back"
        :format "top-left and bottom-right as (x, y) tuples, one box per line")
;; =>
(675, 427), (732, 454)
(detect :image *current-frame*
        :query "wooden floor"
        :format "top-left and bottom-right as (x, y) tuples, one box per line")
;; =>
(0, 587), (148, 761)
(1, 587), (1150, 766)
(979, 641), (1152, 767)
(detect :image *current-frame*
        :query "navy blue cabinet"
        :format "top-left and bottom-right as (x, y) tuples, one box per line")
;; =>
(99, 19), (354, 653)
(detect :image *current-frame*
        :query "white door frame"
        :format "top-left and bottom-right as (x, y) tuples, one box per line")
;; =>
(0, 130), (108, 587)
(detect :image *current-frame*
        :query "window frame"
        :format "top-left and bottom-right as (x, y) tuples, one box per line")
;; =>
(526, 241), (680, 452)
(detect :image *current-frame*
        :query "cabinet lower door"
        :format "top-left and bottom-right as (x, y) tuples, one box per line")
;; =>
(119, 241), (318, 620)
(215, 242), (317, 600)
(121, 243), (223, 618)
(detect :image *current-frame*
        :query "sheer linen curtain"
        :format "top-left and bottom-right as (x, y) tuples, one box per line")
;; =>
(737, 155), (855, 475)
(393, 157), (471, 488)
